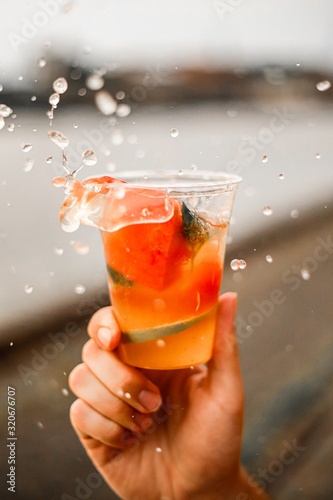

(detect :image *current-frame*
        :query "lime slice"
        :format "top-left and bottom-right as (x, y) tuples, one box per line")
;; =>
(121, 307), (216, 344)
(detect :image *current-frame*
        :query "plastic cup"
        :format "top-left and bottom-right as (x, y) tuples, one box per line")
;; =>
(99, 170), (241, 369)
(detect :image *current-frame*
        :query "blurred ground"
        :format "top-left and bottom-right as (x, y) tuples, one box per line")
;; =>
(0, 206), (332, 500)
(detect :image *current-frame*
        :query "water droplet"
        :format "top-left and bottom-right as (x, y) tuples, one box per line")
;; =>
(0, 104), (13, 117)
(116, 103), (131, 118)
(48, 271), (55, 277)
(0, 84), (3, 92)
(262, 206), (273, 216)
(54, 247), (64, 255)
(117, 388), (124, 397)
(9, 341), (13, 347)
(61, 388), (69, 396)
(25, 284), (34, 294)
(290, 209), (299, 219)
(18, 75), (23, 81)
(82, 149), (97, 166)
(156, 447), (162, 453)
(7, 123), (15, 132)
(262, 155), (268, 163)
(46, 156), (52, 164)
(230, 259), (240, 271)
(23, 159), (34, 172)
(111, 129), (124, 145)
(73, 123), (78, 128)
(0, 116), (4, 130)
(116, 90), (125, 100)
(178, 169), (183, 176)
(48, 130), (69, 149)
(38, 58), (46, 68)
(78, 88), (87, 97)
(53, 77), (68, 94)
(75, 284), (86, 295)
(73, 242), (90, 255)
(115, 185), (126, 199)
(49, 93), (60, 106)
(300, 268), (310, 281)
(22, 143), (32, 153)
(227, 109), (237, 118)
(170, 128), (179, 138)
(37, 421), (45, 429)
(156, 339), (165, 348)
(238, 259), (247, 270)
(278, 173), (284, 180)
(106, 160), (116, 172)
(86, 74), (105, 91)
(31, 96), (37, 102)
(125, 392), (131, 399)
(266, 255), (273, 263)
(316, 80), (331, 92)
(315, 153), (321, 159)
(296, 62), (300, 67)
(95, 90), (117, 115)
(190, 164), (197, 171)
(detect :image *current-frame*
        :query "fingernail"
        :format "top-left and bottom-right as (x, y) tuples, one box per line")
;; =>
(138, 390), (162, 412)
(97, 327), (111, 348)
(133, 413), (153, 432)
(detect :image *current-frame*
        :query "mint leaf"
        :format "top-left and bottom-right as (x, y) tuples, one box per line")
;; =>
(107, 264), (134, 287)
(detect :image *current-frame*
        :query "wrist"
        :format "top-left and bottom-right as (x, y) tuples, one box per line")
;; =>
(230, 467), (272, 500)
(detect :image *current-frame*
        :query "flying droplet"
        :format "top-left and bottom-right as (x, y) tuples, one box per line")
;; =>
(227, 109), (237, 118)
(95, 90), (117, 115)
(156, 339), (165, 348)
(75, 284), (86, 295)
(23, 159), (34, 172)
(170, 128), (179, 138)
(25, 284), (34, 294)
(82, 149), (97, 166)
(7, 123), (15, 132)
(73, 123), (78, 128)
(10, 342), (13, 347)
(190, 164), (197, 171)
(48, 130), (69, 149)
(316, 80), (331, 92)
(315, 153), (321, 159)
(49, 93), (60, 106)
(61, 388), (69, 396)
(0, 104), (13, 117)
(73, 241), (90, 255)
(178, 170), (183, 176)
(300, 268), (310, 281)
(230, 259), (240, 271)
(86, 74), (105, 91)
(266, 255), (273, 263)
(296, 62), (300, 67)
(111, 129), (124, 145)
(290, 209), (299, 219)
(48, 271), (55, 277)
(262, 206), (273, 216)
(38, 58), (46, 68)
(78, 88), (87, 97)
(46, 156), (52, 164)
(0, 84), (3, 92)
(0, 116), (4, 130)
(116, 104), (131, 118)
(116, 91), (125, 100)
(125, 392), (131, 400)
(238, 259), (247, 270)
(54, 247), (64, 256)
(156, 447), (162, 453)
(18, 75), (23, 81)
(37, 421), (44, 429)
(262, 155), (268, 163)
(278, 174), (284, 180)
(31, 96), (37, 102)
(53, 77), (68, 94)
(22, 143), (32, 153)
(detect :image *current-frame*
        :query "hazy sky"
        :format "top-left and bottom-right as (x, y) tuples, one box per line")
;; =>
(0, 0), (332, 88)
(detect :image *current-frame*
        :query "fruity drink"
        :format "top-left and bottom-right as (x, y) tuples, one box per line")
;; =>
(59, 170), (241, 369)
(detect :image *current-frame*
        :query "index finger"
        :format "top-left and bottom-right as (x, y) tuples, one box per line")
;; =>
(87, 306), (121, 351)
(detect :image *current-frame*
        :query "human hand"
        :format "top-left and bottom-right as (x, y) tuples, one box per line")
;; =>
(69, 293), (270, 500)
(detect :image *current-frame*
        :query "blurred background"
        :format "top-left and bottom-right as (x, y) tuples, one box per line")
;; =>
(1, 0), (333, 499)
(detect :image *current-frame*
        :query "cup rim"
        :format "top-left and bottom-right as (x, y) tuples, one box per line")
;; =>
(116, 169), (242, 194)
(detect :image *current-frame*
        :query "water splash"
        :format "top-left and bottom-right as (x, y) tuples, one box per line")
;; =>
(0, 104), (13, 117)
(316, 80), (331, 92)
(22, 143), (32, 153)
(95, 90), (117, 115)
(48, 131), (69, 149)
(82, 149), (97, 166)
(262, 206), (273, 216)
(49, 93), (60, 106)
(53, 77), (68, 94)
(230, 259), (246, 271)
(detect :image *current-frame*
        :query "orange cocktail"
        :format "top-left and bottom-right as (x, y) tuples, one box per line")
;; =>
(59, 170), (240, 369)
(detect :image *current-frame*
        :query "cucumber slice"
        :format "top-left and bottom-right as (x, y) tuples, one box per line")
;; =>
(107, 264), (134, 287)
(121, 307), (216, 343)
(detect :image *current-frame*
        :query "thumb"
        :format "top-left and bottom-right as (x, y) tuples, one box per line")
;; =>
(207, 293), (243, 402)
